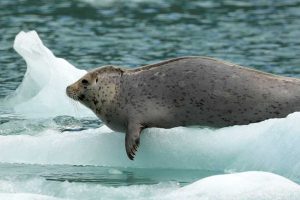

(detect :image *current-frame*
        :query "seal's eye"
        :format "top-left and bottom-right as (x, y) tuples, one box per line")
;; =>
(81, 79), (89, 85)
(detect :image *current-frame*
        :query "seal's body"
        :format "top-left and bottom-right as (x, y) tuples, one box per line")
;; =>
(66, 57), (300, 159)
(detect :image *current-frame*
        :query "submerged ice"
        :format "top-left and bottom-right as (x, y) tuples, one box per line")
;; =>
(3, 30), (300, 199)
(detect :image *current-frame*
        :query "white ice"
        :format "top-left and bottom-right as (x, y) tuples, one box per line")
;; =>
(0, 113), (300, 180)
(0, 172), (299, 200)
(164, 171), (300, 200)
(6, 30), (93, 118)
(0, 193), (64, 200)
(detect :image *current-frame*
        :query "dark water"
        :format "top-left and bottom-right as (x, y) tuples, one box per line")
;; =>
(0, 0), (300, 199)
(0, 163), (219, 186)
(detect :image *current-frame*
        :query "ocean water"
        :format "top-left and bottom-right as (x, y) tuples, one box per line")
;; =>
(1, 0), (300, 199)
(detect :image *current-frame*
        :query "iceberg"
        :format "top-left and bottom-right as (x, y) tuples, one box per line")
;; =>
(4, 31), (300, 200)
(6, 31), (93, 118)
(3, 30), (300, 178)
(0, 112), (300, 181)
(165, 171), (300, 200)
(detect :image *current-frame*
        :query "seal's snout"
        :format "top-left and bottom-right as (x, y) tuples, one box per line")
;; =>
(66, 85), (78, 100)
(66, 85), (72, 97)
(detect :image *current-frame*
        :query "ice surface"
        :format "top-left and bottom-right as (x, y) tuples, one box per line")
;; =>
(7, 31), (93, 118)
(0, 113), (300, 181)
(0, 193), (64, 200)
(0, 177), (178, 200)
(165, 171), (300, 200)
(0, 172), (299, 200)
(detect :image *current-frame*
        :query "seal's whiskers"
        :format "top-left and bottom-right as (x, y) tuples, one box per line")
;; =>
(68, 98), (80, 117)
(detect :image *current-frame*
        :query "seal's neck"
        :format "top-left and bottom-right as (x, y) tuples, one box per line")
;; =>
(93, 70), (124, 128)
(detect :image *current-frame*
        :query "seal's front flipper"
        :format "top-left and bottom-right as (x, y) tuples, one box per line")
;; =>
(125, 123), (142, 160)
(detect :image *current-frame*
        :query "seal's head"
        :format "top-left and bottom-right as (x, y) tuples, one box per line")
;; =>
(66, 66), (124, 113)
(66, 71), (97, 109)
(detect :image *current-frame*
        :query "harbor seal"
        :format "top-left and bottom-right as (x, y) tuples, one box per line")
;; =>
(66, 56), (300, 160)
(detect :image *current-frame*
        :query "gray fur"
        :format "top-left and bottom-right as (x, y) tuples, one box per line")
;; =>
(66, 56), (300, 160)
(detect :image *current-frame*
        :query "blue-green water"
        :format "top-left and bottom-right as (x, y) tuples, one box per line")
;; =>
(1, 0), (300, 199)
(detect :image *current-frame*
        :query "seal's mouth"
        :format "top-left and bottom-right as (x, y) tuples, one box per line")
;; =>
(66, 86), (79, 101)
